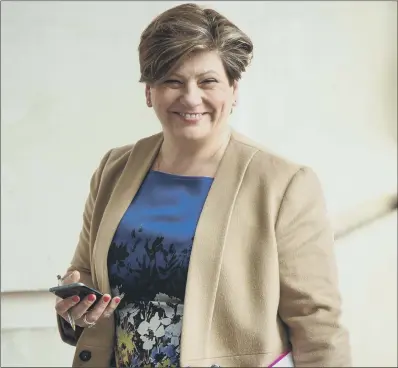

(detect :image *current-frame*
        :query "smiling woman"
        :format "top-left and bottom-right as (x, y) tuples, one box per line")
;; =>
(55, 3), (351, 368)
(147, 51), (241, 150)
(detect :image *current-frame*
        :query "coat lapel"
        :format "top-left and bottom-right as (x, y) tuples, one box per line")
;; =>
(180, 132), (258, 364)
(93, 133), (163, 294)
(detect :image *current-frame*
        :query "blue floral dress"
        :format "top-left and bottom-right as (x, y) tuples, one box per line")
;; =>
(107, 170), (213, 368)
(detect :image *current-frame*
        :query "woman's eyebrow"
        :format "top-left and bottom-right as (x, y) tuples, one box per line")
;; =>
(172, 70), (220, 78)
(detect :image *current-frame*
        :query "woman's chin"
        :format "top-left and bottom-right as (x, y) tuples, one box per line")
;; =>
(171, 124), (212, 141)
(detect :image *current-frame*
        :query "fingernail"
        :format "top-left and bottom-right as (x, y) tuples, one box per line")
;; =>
(72, 296), (80, 303)
(88, 294), (96, 302)
(103, 295), (111, 303)
(114, 297), (121, 304)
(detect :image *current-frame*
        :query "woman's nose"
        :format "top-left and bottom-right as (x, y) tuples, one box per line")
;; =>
(180, 84), (202, 108)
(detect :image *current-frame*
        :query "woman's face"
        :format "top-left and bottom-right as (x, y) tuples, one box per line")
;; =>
(146, 51), (238, 143)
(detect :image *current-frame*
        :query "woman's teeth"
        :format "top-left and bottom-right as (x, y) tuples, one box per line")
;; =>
(179, 113), (203, 119)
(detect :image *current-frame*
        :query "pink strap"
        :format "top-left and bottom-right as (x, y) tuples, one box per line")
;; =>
(268, 351), (291, 367)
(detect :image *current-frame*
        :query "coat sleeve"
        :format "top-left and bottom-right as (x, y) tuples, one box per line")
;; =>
(57, 149), (113, 346)
(276, 167), (352, 367)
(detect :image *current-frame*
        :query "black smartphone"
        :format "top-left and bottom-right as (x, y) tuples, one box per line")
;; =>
(49, 283), (104, 309)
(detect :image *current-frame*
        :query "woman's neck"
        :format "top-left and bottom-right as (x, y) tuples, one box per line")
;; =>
(155, 128), (231, 177)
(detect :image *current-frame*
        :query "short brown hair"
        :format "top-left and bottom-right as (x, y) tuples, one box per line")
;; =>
(138, 3), (253, 85)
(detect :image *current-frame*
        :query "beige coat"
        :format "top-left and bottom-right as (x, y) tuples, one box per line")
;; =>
(58, 131), (351, 367)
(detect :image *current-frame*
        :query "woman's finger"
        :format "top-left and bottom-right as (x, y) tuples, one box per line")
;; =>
(70, 294), (97, 320)
(60, 270), (80, 286)
(54, 271), (81, 320)
(100, 296), (122, 318)
(55, 295), (80, 319)
(83, 294), (113, 322)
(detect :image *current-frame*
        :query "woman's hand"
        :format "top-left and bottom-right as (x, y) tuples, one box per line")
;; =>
(55, 270), (122, 328)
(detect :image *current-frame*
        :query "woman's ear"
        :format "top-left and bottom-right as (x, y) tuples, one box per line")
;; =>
(232, 81), (239, 106)
(145, 84), (152, 107)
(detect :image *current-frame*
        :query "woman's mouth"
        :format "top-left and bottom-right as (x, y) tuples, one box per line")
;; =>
(173, 112), (207, 123)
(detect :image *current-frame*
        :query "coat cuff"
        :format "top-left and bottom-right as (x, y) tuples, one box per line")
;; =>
(57, 313), (84, 346)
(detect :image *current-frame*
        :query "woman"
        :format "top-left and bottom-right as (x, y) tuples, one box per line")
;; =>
(55, 3), (351, 367)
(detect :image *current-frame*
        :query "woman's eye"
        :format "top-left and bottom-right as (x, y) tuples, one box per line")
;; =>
(165, 80), (182, 84)
(202, 79), (217, 84)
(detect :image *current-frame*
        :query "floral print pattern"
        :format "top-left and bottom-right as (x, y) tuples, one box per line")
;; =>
(109, 234), (190, 368)
(114, 295), (183, 367)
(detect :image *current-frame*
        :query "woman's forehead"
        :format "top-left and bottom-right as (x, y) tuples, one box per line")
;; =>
(171, 51), (226, 77)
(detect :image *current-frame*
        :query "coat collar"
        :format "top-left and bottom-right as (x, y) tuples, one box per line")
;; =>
(92, 130), (258, 363)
